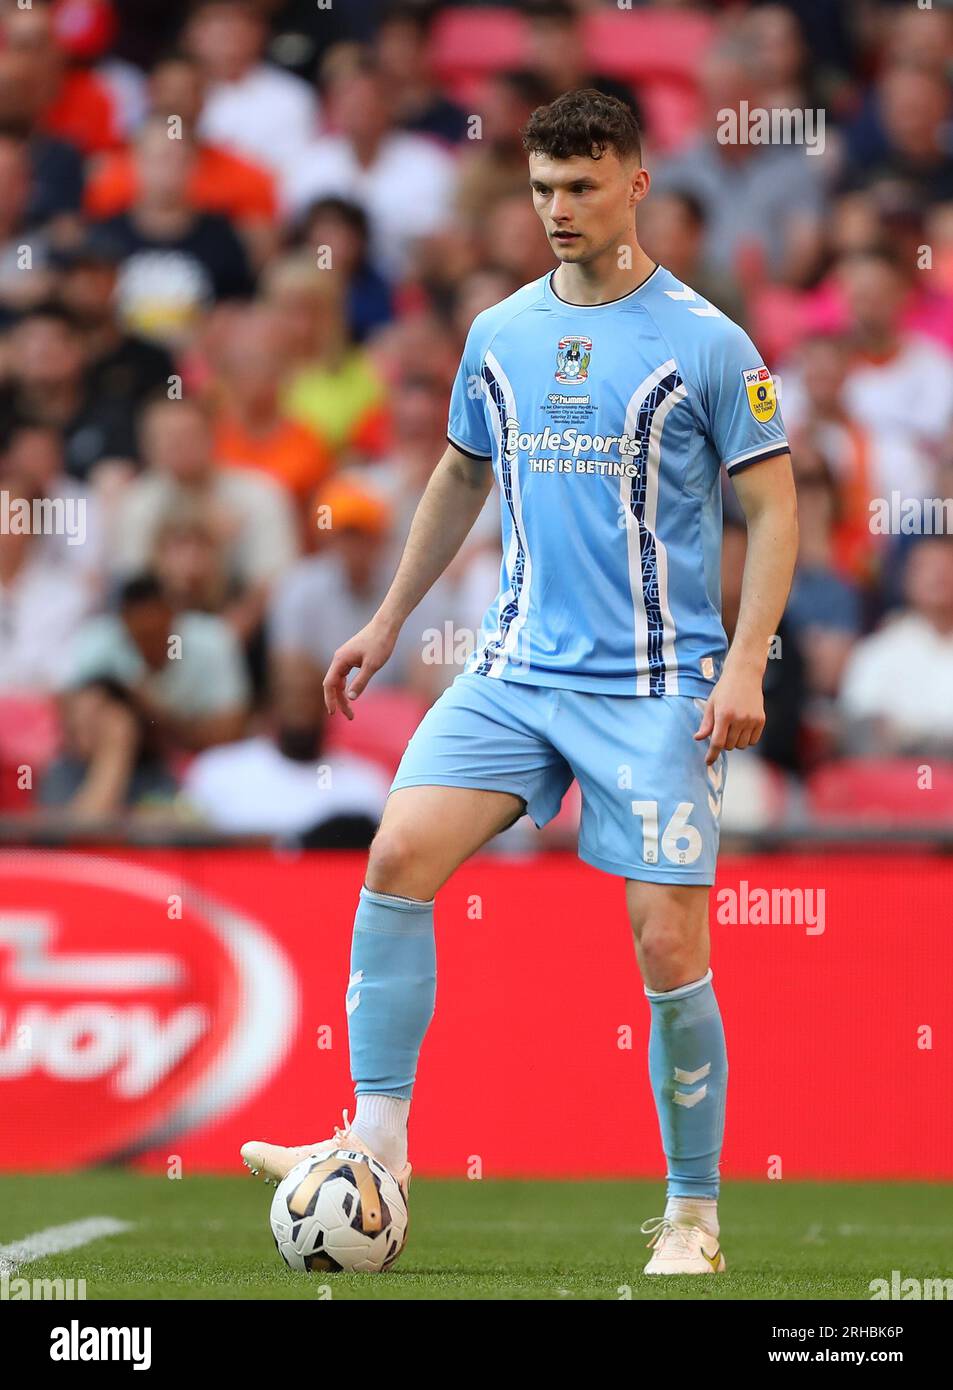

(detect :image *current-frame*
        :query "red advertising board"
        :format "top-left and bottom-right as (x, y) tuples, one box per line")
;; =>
(0, 848), (949, 1177)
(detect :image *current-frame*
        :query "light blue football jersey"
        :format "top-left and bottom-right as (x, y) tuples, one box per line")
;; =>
(447, 264), (789, 697)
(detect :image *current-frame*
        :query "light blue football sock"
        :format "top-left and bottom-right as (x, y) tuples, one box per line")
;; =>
(645, 968), (727, 1199)
(347, 885), (436, 1100)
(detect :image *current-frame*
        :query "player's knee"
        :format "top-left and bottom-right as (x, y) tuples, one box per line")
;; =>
(366, 826), (413, 889)
(365, 825), (432, 899)
(634, 911), (701, 990)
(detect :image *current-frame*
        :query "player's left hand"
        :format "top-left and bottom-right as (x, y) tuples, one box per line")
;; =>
(693, 664), (766, 766)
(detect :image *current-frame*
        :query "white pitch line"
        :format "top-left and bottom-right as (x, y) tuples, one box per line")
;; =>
(0, 1217), (133, 1277)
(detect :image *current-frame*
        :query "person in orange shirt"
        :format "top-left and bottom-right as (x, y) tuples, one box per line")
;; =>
(211, 305), (334, 522)
(84, 50), (277, 235)
(1, 0), (121, 155)
(792, 334), (892, 591)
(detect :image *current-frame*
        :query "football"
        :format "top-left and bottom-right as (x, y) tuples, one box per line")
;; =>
(270, 1149), (409, 1274)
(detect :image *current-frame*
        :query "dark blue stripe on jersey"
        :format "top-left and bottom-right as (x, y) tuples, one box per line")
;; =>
(474, 361), (527, 675)
(627, 368), (684, 696)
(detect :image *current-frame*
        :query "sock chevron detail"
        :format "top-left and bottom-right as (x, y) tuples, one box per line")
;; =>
(347, 886), (436, 1100)
(673, 1082), (708, 1109)
(646, 972), (727, 1199)
(345, 970), (363, 1016)
(673, 1063), (711, 1085)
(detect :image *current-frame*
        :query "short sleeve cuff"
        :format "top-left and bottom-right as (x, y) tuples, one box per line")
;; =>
(724, 442), (790, 475)
(447, 432), (492, 462)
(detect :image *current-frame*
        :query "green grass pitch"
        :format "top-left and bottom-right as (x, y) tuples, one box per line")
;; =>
(3, 1173), (951, 1300)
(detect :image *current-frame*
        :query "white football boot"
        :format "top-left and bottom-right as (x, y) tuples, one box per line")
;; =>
(240, 1110), (412, 1203)
(641, 1216), (726, 1274)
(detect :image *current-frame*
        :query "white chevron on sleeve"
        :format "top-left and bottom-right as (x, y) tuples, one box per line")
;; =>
(663, 286), (722, 318)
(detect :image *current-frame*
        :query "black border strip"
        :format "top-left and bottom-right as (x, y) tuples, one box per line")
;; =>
(547, 261), (660, 307)
(725, 443), (790, 475)
(447, 434), (492, 461)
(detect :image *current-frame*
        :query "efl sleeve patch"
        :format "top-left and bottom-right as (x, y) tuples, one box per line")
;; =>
(741, 366), (778, 423)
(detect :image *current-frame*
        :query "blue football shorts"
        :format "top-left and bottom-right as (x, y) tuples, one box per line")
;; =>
(389, 672), (726, 884)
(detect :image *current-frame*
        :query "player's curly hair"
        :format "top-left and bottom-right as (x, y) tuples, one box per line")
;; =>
(521, 88), (642, 165)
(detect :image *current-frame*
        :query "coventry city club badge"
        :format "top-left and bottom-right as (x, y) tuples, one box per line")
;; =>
(555, 335), (592, 383)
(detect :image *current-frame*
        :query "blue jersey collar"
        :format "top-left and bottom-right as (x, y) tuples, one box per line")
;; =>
(543, 262), (662, 314)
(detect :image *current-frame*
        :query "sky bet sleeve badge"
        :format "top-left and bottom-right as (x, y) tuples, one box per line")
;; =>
(742, 366), (778, 422)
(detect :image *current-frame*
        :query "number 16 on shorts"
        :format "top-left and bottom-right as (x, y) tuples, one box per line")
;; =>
(631, 800), (708, 868)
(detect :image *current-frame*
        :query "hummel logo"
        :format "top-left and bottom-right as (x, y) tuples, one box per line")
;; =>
(673, 1084), (707, 1108)
(706, 758), (725, 819)
(663, 286), (722, 318)
(674, 1063), (711, 1085)
(345, 970), (363, 1016)
(673, 1061), (710, 1108)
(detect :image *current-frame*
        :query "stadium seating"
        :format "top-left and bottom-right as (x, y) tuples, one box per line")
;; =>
(0, 694), (61, 811)
(429, 6), (715, 86)
(748, 285), (812, 365)
(428, 8), (526, 85)
(322, 688), (429, 776)
(583, 9), (716, 86)
(806, 760), (953, 824)
(428, 7), (713, 153)
(638, 82), (703, 155)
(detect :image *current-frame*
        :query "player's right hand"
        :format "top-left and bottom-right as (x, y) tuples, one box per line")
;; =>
(323, 620), (398, 720)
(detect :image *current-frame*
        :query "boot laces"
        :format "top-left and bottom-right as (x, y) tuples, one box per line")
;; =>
(640, 1216), (700, 1256)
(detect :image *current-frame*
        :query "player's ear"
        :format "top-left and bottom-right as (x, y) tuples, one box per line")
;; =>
(631, 164), (650, 206)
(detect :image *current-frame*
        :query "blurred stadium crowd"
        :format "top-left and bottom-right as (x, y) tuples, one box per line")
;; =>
(2, 0), (953, 843)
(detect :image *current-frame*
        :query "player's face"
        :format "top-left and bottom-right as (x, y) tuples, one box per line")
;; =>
(528, 150), (645, 264)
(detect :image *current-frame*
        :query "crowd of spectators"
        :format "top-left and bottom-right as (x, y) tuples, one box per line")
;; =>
(1, 0), (953, 843)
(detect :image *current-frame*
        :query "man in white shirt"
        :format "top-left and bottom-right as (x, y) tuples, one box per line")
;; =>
(111, 394), (298, 644)
(837, 250), (953, 453)
(283, 52), (457, 282)
(66, 573), (250, 752)
(0, 525), (95, 692)
(184, 651), (389, 842)
(187, 0), (320, 176)
(840, 537), (953, 755)
(777, 334), (936, 506)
